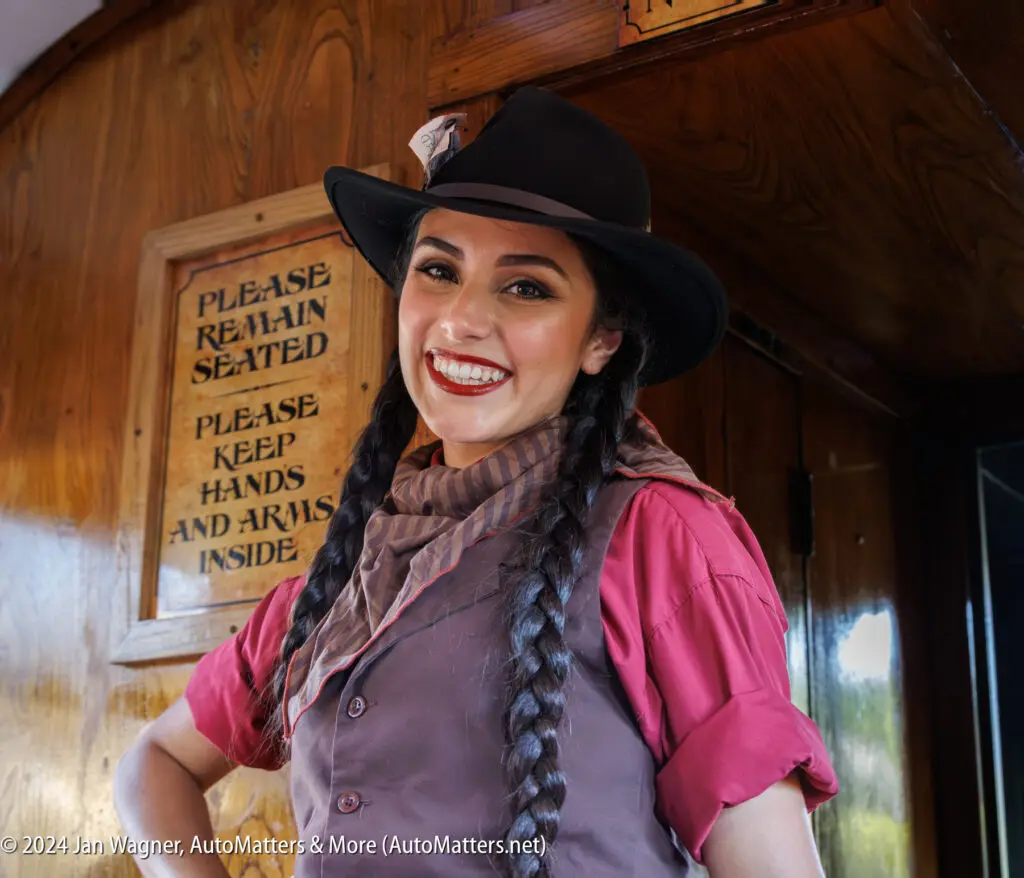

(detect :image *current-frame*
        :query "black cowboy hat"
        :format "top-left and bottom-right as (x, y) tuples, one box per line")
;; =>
(323, 86), (727, 386)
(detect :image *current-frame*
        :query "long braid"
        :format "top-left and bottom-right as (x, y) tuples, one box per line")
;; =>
(262, 211), (427, 744)
(502, 324), (645, 878)
(267, 351), (417, 726)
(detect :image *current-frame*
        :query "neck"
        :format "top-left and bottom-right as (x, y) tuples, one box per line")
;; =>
(439, 416), (563, 469)
(440, 440), (502, 469)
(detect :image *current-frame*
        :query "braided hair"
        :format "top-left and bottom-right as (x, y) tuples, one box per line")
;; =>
(499, 239), (647, 877)
(266, 213), (649, 878)
(266, 219), (424, 727)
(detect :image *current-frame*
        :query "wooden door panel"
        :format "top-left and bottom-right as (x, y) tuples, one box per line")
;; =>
(637, 345), (726, 488)
(802, 377), (910, 878)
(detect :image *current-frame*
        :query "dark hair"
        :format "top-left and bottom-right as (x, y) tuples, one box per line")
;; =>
(267, 210), (649, 877)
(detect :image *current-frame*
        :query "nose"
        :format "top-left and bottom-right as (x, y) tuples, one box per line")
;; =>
(437, 280), (493, 344)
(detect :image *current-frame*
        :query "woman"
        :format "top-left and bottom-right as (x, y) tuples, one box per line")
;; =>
(115, 87), (837, 878)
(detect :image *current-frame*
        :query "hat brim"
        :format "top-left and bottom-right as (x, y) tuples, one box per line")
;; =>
(323, 166), (727, 387)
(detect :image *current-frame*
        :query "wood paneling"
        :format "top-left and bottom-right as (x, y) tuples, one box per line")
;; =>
(429, 0), (555, 38)
(802, 379), (912, 878)
(0, 1), (430, 875)
(898, 433), (987, 877)
(427, 0), (876, 108)
(637, 346), (726, 488)
(429, 0), (620, 109)
(905, 0), (1024, 154)
(0, 0), (160, 134)
(563, 4), (1024, 381)
(888, 429), (942, 878)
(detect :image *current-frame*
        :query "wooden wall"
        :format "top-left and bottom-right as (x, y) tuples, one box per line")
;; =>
(0, 3), (432, 876)
(0, 1), (999, 877)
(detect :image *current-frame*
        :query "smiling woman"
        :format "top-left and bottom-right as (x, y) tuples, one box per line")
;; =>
(116, 86), (837, 878)
(398, 209), (624, 467)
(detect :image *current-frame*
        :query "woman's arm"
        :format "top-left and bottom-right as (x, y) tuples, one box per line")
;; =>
(113, 696), (235, 878)
(600, 483), (838, 865)
(702, 774), (825, 878)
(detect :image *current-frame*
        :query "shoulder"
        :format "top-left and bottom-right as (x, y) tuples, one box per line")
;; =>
(184, 573), (306, 770)
(614, 479), (763, 581)
(197, 573), (307, 683)
(253, 572), (307, 624)
(604, 479), (785, 631)
(242, 573), (307, 656)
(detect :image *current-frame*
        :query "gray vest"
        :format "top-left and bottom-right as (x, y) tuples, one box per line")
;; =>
(288, 477), (689, 876)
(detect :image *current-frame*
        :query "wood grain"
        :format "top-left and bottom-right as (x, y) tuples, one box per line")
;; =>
(637, 345), (727, 488)
(904, 0), (1024, 155)
(427, 0), (876, 107)
(0, 0), (160, 135)
(566, 3), (1024, 379)
(428, 0), (620, 107)
(900, 433), (989, 877)
(0, 2), (429, 876)
(886, 427), (941, 878)
(802, 379), (911, 878)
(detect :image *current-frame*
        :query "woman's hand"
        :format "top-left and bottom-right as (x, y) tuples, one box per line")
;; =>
(702, 773), (826, 878)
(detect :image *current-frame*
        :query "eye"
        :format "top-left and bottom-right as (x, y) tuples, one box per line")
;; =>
(505, 279), (552, 300)
(415, 262), (457, 284)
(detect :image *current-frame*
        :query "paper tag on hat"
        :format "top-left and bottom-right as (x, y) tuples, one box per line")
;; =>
(409, 113), (467, 179)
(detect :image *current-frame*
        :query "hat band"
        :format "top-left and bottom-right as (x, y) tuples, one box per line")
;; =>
(426, 182), (594, 220)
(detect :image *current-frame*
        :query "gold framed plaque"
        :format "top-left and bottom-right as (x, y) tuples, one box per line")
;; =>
(112, 165), (395, 664)
(618, 0), (775, 46)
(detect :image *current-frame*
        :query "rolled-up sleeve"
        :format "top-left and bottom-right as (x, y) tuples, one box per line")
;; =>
(601, 482), (838, 862)
(183, 574), (305, 770)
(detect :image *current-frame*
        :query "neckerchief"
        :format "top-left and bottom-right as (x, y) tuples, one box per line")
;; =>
(282, 414), (727, 737)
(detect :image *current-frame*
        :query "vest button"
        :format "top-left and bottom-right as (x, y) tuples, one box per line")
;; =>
(337, 791), (361, 813)
(346, 695), (367, 718)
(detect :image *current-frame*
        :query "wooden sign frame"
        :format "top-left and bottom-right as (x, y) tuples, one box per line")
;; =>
(111, 164), (394, 665)
(618, 0), (776, 47)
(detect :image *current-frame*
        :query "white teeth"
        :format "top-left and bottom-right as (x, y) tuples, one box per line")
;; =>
(431, 354), (508, 386)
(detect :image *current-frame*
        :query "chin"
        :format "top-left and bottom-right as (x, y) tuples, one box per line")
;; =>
(426, 412), (506, 446)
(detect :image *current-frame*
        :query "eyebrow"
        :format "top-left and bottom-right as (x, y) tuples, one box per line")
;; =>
(414, 235), (569, 279)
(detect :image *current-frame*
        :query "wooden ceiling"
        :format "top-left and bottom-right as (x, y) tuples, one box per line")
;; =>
(8, 0), (1022, 406)
(561, 1), (1024, 384)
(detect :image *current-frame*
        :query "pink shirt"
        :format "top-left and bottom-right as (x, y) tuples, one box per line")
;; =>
(185, 479), (838, 862)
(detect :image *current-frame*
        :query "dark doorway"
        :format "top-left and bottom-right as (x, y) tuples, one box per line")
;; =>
(978, 441), (1024, 876)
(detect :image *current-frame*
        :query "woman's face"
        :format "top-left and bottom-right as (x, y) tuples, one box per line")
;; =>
(398, 209), (622, 467)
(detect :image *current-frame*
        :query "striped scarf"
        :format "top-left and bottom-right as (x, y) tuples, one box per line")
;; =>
(282, 414), (722, 736)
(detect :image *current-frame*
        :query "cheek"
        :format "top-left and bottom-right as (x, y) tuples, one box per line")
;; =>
(397, 288), (430, 355)
(507, 309), (591, 374)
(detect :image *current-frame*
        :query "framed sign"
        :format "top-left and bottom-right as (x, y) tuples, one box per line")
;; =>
(619, 0), (775, 46)
(112, 165), (395, 664)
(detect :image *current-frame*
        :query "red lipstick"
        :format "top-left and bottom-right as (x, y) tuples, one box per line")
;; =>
(425, 349), (512, 397)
